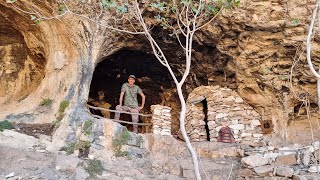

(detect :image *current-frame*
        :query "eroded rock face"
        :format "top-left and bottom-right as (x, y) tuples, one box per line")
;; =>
(197, 0), (320, 142)
(0, 4), (46, 102)
(1, 0), (320, 146)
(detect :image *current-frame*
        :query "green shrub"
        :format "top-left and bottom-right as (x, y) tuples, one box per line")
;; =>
(82, 120), (93, 135)
(112, 128), (130, 157)
(60, 142), (77, 155)
(60, 141), (91, 155)
(59, 100), (69, 113)
(52, 119), (62, 129)
(40, 98), (53, 106)
(77, 140), (91, 151)
(85, 159), (104, 177)
(0, 120), (14, 132)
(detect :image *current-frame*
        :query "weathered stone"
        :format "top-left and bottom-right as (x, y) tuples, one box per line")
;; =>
(292, 175), (308, 180)
(264, 153), (280, 162)
(118, 169), (145, 179)
(301, 150), (310, 166)
(75, 167), (90, 180)
(216, 113), (228, 119)
(239, 168), (254, 177)
(275, 154), (297, 166)
(55, 155), (79, 173)
(253, 133), (263, 138)
(276, 167), (294, 177)
(229, 124), (245, 130)
(235, 97), (244, 103)
(240, 133), (252, 137)
(254, 165), (274, 175)
(308, 165), (320, 173)
(241, 154), (269, 167)
(0, 130), (40, 150)
(182, 169), (195, 179)
(251, 120), (261, 126)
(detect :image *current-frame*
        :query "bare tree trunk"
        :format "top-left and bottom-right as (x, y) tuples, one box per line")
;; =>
(177, 84), (201, 179)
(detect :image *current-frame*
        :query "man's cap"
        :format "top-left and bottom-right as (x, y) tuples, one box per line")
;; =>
(128, 75), (136, 79)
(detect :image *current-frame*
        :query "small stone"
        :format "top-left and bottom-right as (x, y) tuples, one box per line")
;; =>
(276, 167), (294, 177)
(229, 124), (245, 130)
(240, 133), (252, 137)
(241, 154), (269, 167)
(183, 169), (195, 179)
(118, 169), (144, 179)
(251, 120), (261, 126)
(216, 113), (228, 119)
(264, 153), (280, 162)
(275, 154), (297, 166)
(308, 165), (320, 173)
(252, 111), (260, 117)
(5, 172), (15, 178)
(253, 133), (263, 138)
(303, 150), (311, 166)
(292, 175), (308, 180)
(239, 168), (253, 177)
(254, 165), (274, 175)
(235, 97), (244, 103)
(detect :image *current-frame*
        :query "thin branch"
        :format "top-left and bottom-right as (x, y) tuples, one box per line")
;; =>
(306, 0), (320, 78)
(196, 6), (224, 31)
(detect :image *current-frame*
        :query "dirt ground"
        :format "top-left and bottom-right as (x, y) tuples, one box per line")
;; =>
(14, 123), (54, 137)
(0, 146), (66, 180)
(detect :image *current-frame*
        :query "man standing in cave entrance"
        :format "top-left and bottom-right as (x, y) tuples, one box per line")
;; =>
(115, 75), (145, 133)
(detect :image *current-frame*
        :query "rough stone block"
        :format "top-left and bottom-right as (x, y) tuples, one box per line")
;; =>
(292, 175), (308, 180)
(275, 154), (297, 166)
(235, 97), (244, 103)
(254, 165), (274, 175)
(276, 167), (294, 177)
(241, 154), (269, 167)
(239, 168), (254, 177)
(229, 124), (245, 130)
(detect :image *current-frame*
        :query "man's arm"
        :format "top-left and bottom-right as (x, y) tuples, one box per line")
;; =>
(119, 91), (124, 106)
(139, 92), (145, 110)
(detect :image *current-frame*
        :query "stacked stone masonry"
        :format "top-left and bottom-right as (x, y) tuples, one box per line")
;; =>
(240, 142), (320, 179)
(186, 86), (263, 142)
(151, 105), (172, 136)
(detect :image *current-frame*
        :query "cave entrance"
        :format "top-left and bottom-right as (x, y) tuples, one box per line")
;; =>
(89, 49), (172, 133)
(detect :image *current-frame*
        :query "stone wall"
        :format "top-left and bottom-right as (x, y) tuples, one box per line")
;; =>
(240, 142), (320, 179)
(151, 105), (171, 136)
(186, 86), (263, 142)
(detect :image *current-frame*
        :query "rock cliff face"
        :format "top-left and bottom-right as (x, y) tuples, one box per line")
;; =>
(0, 0), (320, 145)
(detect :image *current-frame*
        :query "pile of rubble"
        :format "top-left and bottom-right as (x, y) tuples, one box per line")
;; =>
(240, 142), (320, 179)
(151, 105), (172, 136)
(186, 86), (263, 142)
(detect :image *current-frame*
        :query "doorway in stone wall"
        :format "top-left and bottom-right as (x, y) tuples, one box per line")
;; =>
(201, 99), (210, 141)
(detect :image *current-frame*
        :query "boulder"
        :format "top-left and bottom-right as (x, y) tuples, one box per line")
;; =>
(275, 154), (297, 166)
(241, 154), (269, 167)
(254, 165), (274, 175)
(276, 167), (294, 177)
